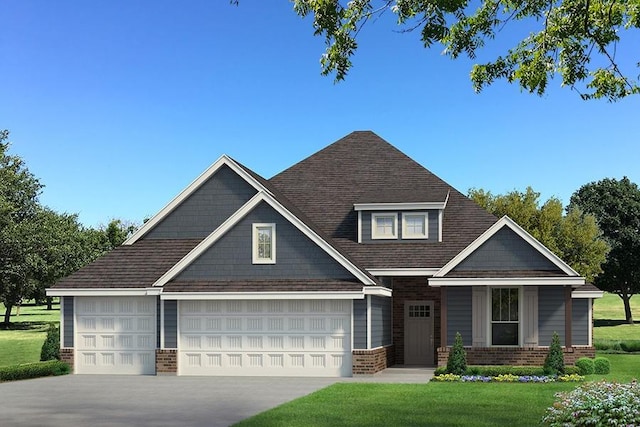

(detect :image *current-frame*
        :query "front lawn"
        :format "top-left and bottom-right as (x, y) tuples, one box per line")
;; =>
(593, 292), (640, 341)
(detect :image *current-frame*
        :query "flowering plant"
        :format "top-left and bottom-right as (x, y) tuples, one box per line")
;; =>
(432, 373), (461, 382)
(432, 374), (584, 383)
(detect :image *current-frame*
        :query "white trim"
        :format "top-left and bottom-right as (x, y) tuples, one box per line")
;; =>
(153, 191), (376, 287)
(438, 210), (443, 242)
(354, 202), (447, 211)
(371, 213), (398, 240)
(588, 298), (593, 347)
(160, 299), (165, 349)
(368, 268), (439, 277)
(252, 223), (276, 264)
(363, 286), (392, 297)
(572, 290), (604, 298)
(434, 216), (581, 278)
(160, 291), (365, 300)
(357, 211), (362, 243)
(124, 155), (268, 245)
(59, 296), (65, 349)
(46, 288), (162, 297)
(73, 296), (77, 374)
(402, 212), (428, 239)
(429, 277), (585, 287)
(366, 295), (372, 349)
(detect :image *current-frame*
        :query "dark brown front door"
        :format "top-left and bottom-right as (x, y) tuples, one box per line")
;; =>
(404, 301), (434, 365)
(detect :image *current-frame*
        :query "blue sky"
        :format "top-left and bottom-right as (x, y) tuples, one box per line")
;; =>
(2, 1), (638, 227)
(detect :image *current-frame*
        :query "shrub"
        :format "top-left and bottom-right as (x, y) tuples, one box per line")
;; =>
(620, 341), (640, 353)
(543, 332), (564, 375)
(542, 381), (640, 426)
(475, 366), (546, 377)
(40, 323), (60, 361)
(0, 361), (70, 382)
(594, 357), (611, 374)
(564, 366), (581, 375)
(594, 340), (622, 352)
(575, 357), (595, 375)
(434, 366), (447, 376)
(446, 332), (467, 375)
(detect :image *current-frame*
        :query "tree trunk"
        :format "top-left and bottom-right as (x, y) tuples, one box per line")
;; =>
(46, 296), (53, 310)
(621, 293), (634, 324)
(3, 304), (12, 325)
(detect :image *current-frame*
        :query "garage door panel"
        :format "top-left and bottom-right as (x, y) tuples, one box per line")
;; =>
(75, 297), (156, 375)
(179, 299), (352, 377)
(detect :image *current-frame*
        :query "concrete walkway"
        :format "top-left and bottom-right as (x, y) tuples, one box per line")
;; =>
(0, 367), (434, 427)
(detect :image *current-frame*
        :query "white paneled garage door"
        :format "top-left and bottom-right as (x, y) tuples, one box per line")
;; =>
(178, 299), (352, 377)
(75, 296), (156, 375)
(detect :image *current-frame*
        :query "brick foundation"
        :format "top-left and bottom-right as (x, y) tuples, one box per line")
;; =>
(352, 345), (395, 374)
(156, 349), (178, 374)
(60, 348), (74, 371)
(437, 346), (597, 367)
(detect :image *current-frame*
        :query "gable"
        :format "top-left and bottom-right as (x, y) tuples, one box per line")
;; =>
(174, 201), (358, 281)
(144, 164), (257, 239)
(451, 227), (562, 273)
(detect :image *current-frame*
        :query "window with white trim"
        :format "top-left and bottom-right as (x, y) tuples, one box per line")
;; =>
(491, 288), (519, 345)
(402, 213), (428, 239)
(372, 213), (398, 239)
(252, 223), (276, 264)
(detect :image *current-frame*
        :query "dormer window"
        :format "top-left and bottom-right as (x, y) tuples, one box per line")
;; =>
(253, 223), (276, 264)
(402, 213), (428, 239)
(372, 213), (398, 239)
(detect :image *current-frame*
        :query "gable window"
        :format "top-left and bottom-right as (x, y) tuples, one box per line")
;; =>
(252, 223), (276, 264)
(372, 213), (398, 239)
(491, 288), (519, 345)
(402, 213), (428, 239)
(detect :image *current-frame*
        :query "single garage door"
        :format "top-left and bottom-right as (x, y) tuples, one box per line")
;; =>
(178, 299), (352, 377)
(75, 296), (156, 375)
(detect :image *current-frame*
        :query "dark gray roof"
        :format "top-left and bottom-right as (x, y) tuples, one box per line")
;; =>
(269, 131), (498, 269)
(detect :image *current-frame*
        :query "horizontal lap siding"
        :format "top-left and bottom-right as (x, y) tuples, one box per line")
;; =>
(164, 300), (178, 348)
(145, 165), (257, 239)
(538, 286), (565, 346)
(447, 287), (472, 346)
(371, 296), (392, 348)
(176, 202), (355, 281)
(63, 296), (74, 347)
(353, 299), (367, 349)
(572, 299), (589, 346)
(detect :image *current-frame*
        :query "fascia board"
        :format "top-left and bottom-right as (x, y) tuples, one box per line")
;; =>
(429, 277), (586, 287)
(354, 202), (446, 211)
(124, 155), (268, 245)
(160, 291), (365, 300)
(362, 287), (392, 297)
(434, 216), (580, 278)
(367, 268), (439, 276)
(572, 290), (604, 298)
(46, 288), (160, 296)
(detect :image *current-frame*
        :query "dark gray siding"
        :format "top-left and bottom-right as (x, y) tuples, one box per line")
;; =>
(177, 202), (356, 281)
(361, 210), (439, 243)
(164, 300), (178, 349)
(446, 287), (472, 346)
(538, 286), (565, 345)
(572, 299), (589, 346)
(353, 299), (367, 349)
(145, 165), (257, 239)
(156, 297), (161, 348)
(63, 296), (74, 348)
(453, 227), (562, 272)
(371, 296), (392, 347)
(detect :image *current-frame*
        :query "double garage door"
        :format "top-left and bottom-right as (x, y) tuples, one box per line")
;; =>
(179, 299), (352, 377)
(74, 297), (352, 377)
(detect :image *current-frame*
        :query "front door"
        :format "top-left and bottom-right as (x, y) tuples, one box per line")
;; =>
(404, 301), (434, 365)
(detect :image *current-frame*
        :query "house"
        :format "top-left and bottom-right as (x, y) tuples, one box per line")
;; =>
(47, 131), (602, 376)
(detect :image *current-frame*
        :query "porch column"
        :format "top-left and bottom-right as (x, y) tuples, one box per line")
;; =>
(564, 286), (572, 348)
(440, 287), (447, 347)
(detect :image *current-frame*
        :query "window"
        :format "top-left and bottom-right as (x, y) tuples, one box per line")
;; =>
(402, 213), (428, 239)
(491, 288), (519, 345)
(371, 213), (398, 239)
(252, 223), (276, 264)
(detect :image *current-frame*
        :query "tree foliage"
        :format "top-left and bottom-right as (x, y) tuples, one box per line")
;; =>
(543, 331), (565, 375)
(289, 0), (640, 101)
(446, 332), (468, 375)
(569, 177), (640, 323)
(469, 186), (608, 281)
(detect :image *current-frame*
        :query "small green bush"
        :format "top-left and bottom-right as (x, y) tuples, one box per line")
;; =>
(446, 332), (467, 375)
(40, 323), (60, 361)
(620, 341), (640, 353)
(564, 365), (581, 375)
(0, 361), (70, 382)
(543, 332), (565, 375)
(594, 357), (611, 374)
(575, 357), (595, 375)
(594, 340), (622, 352)
(543, 381), (640, 426)
(474, 366), (546, 376)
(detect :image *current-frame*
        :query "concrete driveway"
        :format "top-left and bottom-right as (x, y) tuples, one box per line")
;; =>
(0, 375), (340, 427)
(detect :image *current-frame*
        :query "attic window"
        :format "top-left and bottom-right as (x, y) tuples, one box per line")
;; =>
(372, 213), (398, 239)
(402, 213), (428, 239)
(252, 223), (276, 264)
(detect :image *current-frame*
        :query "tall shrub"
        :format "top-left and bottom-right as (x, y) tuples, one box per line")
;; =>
(447, 332), (467, 375)
(543, 332), (564, 375)
(40, 323), (60, 361)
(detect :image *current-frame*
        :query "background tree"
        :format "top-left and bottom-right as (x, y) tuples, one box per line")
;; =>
(570, 177), (640, 324)
(469, 186), (608, 282)
(287, 0), (640, 101)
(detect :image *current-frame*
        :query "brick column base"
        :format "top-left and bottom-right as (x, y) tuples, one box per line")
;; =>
(60, 348), (74, 371)
(156, 349), (178, 375)
(352, 345), (395, 375)
(437, 346), (596, 367)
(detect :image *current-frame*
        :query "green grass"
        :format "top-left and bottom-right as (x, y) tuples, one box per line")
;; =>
(593, 292), (640, 341)
(0, 302), (60, 367)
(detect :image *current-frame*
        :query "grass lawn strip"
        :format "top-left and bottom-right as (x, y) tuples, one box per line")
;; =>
(593, 293), (640, 341)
